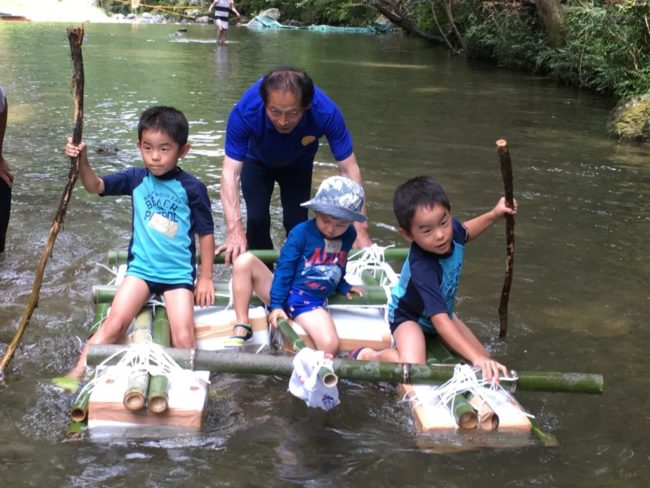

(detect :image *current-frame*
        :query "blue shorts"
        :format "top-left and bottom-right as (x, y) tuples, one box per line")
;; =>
(284, 288), (326, 319)
(144, 280), (194, 296)
(389, 308), (439, 335)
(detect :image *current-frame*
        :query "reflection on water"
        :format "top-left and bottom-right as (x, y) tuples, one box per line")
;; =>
(1, 21), (650, 487)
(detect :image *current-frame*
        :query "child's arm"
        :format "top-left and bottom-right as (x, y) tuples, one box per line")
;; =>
(431, 312), (508, 382)
(463, 197), (517, 242)
(65, 138), (104, 194)
(194, 233), (215, 307)
(230, 2), (241, 16)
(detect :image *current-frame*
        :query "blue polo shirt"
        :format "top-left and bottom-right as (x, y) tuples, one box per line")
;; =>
(388, 218), (468, 333)
(101, 167), (214, 285)
(225, 78), (354, 168)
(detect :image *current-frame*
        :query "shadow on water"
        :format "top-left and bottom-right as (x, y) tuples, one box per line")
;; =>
(0, 21), (649, 487)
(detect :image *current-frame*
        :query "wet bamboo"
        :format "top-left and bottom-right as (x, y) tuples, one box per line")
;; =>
(70, 388), (91, 423)
(68, 302), (110, 423)
(123, 308), (152, 411)
(107, 247), (410, 266)
(529, 417), (559, 447)
(496, 139), (515, 338)
(0, 27), (85, 381)
(147, 306), (170, 414)
(87, 346), (604, 394)
(93, 283), (392, 307)
(277, 319), (337, 387)
(451, 395), (478, 430)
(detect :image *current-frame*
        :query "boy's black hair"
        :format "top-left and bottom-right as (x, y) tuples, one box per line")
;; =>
(260, 67), (315, 109)
(393, 176), (451, 232)
(138, 106), (189, 147)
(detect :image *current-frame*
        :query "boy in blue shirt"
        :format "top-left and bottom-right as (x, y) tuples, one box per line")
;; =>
(226, 176), (365, 354)
(64, 106), (215, 379)
(354, 176), (516, 382)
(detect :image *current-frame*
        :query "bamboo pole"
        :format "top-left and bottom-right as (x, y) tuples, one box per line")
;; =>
(93, 283), (392, 307)
(107, 247), (410, 267)
(277, 319), (337, 387)
(122, 308), (152, 411)
(147, 306), (170, 414)
(66, 302), (109, 424)
(451, 395), (478, 430)
(0, 27), (86, 382)
(87, 346), (604, 394)
(496, 139), (515, 338)
(70, 388), (91, 423)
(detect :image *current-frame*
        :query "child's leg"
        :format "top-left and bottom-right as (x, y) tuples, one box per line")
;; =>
(68, 276), (151, 378)
(294, 308), (339, 356)
(357, 320), (426, 364)
(232, 252), (273, 329)
(163, 287), (196, 349)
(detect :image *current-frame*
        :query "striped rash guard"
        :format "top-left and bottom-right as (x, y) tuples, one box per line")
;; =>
(101, 167), (214, 285)
(388, 218), (469, 333)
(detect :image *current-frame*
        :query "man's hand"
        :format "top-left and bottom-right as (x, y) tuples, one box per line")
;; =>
(215, 225), (247, 266)
(345, 286), (364, 300)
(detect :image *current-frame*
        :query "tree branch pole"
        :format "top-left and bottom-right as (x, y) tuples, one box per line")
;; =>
(0, 27), (85, 381)
(496, 139), (515, 338)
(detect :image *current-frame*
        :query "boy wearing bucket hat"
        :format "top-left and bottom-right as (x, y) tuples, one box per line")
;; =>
(226, 176), (366, 353)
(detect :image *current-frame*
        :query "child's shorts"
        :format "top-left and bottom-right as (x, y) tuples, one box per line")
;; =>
(285, 288), (326, 319)
(144, 279), (194, 295)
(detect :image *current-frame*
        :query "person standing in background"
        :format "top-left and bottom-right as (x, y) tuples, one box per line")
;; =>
(0, 87), (13, 253)
(209, 0), (240, 45)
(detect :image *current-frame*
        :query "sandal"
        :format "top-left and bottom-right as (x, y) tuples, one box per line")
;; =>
(224, 323), (253, 348)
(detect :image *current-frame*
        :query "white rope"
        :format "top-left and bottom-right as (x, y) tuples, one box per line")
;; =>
(79, 342), (207, 400)
(402, 364), (534, 422)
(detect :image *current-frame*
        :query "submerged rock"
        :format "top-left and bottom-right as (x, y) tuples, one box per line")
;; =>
(607, 93), (650, 143)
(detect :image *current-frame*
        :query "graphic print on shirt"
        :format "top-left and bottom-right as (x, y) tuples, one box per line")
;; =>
(302, 238), (347, 292)
(145, 188), (183, 238)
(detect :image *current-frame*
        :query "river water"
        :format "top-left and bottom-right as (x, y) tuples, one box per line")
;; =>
(1, 22), (649, 487)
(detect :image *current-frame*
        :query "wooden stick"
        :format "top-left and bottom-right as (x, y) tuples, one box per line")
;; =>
(0, 27), (85, 381)
(495, 139), (515, 338)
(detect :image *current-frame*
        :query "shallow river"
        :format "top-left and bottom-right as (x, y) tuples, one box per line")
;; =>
(0, 21), (649, 487)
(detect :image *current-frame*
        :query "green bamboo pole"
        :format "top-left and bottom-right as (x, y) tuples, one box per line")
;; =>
(277, 319), (337, 387)
(147, 306), (170, 414)
(107, 247), (410, 266)
(86, 345), (603, 394)
(70, 388), (91, 423)
(67, 302), (110, 423)
(89, 302), (110, 336)
(93, 283), (392, 307)
(123, 308), (152, 411)
(451, 395), (478, 430)
(529, 417), (559, 447)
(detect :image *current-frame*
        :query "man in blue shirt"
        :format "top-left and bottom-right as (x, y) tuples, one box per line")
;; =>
(217, 67), (371, 264)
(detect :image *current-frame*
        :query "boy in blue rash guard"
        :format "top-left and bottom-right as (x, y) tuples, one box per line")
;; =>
(226, 176), (366, 354)
(64, 106), (215, 379)
(354, 176), (517, 383)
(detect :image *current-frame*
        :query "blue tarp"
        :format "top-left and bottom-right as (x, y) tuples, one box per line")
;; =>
(245, 15), (392, 34)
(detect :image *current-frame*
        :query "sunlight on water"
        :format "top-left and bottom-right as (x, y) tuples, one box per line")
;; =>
(0, 21), (649, 487)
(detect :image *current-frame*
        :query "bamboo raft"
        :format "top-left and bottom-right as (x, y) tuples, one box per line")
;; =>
(70, 248), (603, 445)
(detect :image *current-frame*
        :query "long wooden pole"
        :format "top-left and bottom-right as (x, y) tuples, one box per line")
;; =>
(107, 247), (410, 266)
(87, 345), (605, 394)
(496, 139), (515, 338)
(0, 27), (85, 381)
